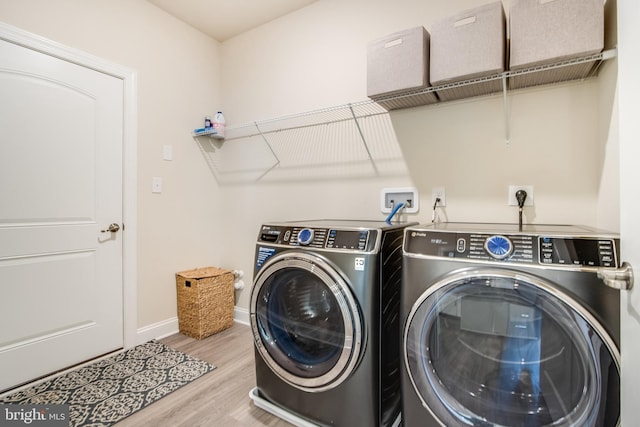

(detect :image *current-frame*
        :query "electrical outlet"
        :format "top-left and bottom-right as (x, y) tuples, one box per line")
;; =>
(381, 187), (419, 213)
(508, 185), (534, 206)
(431, 187), (446, 207)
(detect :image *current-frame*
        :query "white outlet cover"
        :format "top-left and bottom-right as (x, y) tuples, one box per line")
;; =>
(431, 187), (446, 207)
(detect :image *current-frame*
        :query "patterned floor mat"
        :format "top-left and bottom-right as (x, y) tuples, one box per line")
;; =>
(0, 340), (215, 426)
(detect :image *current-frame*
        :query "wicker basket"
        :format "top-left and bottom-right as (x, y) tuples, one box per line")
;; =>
(176, 266), (235, 340)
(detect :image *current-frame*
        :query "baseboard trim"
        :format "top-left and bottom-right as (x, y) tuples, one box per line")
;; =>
(234, 306), (250, 326)
(136, 306), (250, 343)
(136, 317), (179, 344)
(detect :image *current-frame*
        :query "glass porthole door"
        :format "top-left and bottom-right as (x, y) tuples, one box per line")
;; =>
(404, 268), (620, 427)
(250, 252), (362, 392)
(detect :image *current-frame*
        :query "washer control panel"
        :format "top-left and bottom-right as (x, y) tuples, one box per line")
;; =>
(405, 229), (619, 268)
(259, 224), (373, 251)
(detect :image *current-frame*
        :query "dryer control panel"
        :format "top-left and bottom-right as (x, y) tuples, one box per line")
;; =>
(405, 226), (620, 268)
(259, 224), (374, 252)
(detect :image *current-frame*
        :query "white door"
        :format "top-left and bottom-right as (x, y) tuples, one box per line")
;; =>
(0, 38), (124, 392)
(618, 0), (640, 423)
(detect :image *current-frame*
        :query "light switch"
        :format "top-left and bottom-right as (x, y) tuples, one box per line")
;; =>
(163, 145), (173, 161)
(152, 177), (162, 193)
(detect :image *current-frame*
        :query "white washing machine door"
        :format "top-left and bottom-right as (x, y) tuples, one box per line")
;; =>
(250, 251), (363, 392)
(404, 268), (620, 427)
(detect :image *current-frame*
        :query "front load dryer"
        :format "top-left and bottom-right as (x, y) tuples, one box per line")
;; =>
(250, 219), (415, 427)
(401, 223), (624, 427)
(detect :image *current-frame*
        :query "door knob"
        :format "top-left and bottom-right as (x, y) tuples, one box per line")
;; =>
(101, 223), (120, 233)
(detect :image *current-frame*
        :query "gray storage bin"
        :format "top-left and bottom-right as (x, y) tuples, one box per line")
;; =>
(367, 26), (437, 109)
(509, 0), (604, 88)
(430, 1), (506, 101)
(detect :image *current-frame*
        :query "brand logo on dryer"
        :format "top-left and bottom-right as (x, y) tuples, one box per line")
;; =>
(355, 257), (365, 271)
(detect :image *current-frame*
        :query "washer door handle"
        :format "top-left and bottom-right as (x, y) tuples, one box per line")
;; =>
(597, 262), (634, 290)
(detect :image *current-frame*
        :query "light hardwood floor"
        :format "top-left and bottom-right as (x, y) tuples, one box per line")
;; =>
(116, 324), (292, 427)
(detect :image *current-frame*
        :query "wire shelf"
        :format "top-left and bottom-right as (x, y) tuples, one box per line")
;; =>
(194, 103), (404, 184)
(194, 49), (616, 184)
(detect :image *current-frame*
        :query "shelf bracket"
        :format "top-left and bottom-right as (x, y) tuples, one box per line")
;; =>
(502, 75), (510, 146)
(253, 122), (281, 181)
(348, 103), (379, 175)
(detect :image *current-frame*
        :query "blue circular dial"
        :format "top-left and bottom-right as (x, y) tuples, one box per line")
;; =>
(297, 228), (314, 245)
(484, 235), (513, 260)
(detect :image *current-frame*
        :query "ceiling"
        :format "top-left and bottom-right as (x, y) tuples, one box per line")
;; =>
(147, 0), (319, 42)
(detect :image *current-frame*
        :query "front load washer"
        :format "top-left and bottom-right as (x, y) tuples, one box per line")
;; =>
(401, 223), (623, 427)
(250, 219), (415, 427)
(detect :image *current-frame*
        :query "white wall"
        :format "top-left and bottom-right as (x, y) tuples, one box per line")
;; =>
(0, 0), (224, 329)
(393, 79), (616, 226)
(219, 0), (619, 310)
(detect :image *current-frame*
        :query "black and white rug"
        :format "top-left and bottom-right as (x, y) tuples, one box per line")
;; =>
(0, 340), (215, 426)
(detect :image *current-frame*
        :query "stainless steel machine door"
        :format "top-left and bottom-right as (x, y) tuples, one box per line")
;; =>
(404, 268), (620, 427)
(250, 252), (363, 392)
